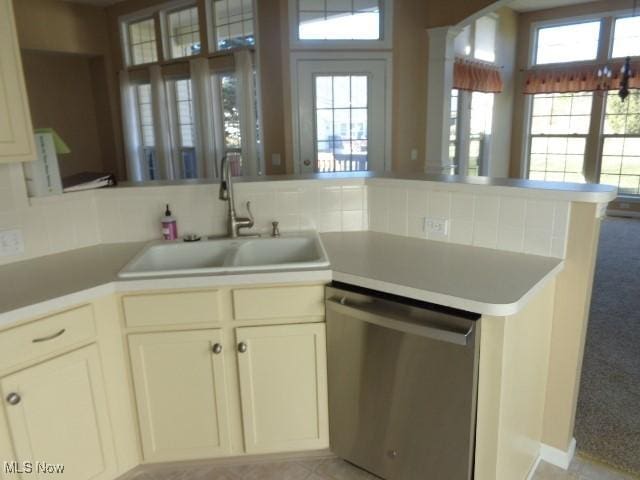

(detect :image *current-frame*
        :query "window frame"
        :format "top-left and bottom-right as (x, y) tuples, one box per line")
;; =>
(120, 8), (163, 68)
(531, 18), (603, 67)
(133, 83), (158, 181)
(527, 13), (608, 68)
(608, 13), (640, 60)
(522, 10), (640, 197)
(206, 0), (257, 53)
(287, 0), (393, 50)
(160, 1), (203, 61)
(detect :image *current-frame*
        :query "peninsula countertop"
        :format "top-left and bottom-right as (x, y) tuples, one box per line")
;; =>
(321, 231), (563, 316)
(0, 231), (564, 327)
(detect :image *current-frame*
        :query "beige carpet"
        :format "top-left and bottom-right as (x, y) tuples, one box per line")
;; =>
(575, 216), (640, 477)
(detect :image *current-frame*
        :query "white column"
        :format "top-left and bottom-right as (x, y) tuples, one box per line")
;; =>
(425, 26), (460, 175)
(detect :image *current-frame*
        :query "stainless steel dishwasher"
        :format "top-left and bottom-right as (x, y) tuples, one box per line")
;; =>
(326, 282), (481, 480)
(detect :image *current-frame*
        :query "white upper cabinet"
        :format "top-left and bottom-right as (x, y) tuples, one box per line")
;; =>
(0, 0), (35, 164)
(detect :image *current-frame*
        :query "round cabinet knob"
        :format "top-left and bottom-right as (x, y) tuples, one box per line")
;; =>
(6, 393), (20, 405)
(237, 342), (248, 353)
(212, 343), (223, 354)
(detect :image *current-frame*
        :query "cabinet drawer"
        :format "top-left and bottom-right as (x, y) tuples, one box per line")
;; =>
(122, 290), (221, 328)
(0, 304), (96, 371)
(232, 285), (325, 320)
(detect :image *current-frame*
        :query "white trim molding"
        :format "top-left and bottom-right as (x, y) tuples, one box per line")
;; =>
(525, 455), (543, 480)
(539, 437), (577, 470)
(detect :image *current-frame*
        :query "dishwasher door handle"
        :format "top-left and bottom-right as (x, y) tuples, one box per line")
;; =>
(326, 297), (474, 346)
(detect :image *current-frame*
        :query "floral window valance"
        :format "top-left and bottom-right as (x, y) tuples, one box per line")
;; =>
(523, 62), (640, 94)
(453, 58), (504, 93)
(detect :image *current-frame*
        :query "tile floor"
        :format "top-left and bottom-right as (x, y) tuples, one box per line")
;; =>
(117, 453), (638, 480)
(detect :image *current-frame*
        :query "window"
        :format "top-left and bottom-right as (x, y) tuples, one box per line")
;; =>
(468, 92), (494, 176)
(135, 84), (158, 179)
(213, 0), (255, 50)
(528, 92), (592, 182)
(219, 74), (244, 175)
(298, 0), (381, 40)
(127, 18), (158, 66)
(611, 16), (640, 58)
(600, 90), (640, 195)
(474, 16), (497, 63)
(449, 89), (459, 165)
(119, 0), (260, 181)
(173, 79), (198, 179)
(166, 6), (201, 59)
(314, 74), (368, 172)
(450, 15), (498, 176)
(535, 21), (600, 65)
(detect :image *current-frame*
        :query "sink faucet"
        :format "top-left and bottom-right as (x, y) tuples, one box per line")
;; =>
(219, 154), (255, 238)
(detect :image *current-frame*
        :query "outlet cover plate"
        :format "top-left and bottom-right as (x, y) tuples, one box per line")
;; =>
(423, 218), (449, 236)
(0, 229), (25, 257)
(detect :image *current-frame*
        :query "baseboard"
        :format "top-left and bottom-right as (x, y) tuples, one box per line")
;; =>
(525, 454), (542, 480)
(607, 209), (640, 218)
(539, 437), (576, 470)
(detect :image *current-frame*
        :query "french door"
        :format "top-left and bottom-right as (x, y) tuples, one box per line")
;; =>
(293, 54), (390, 173)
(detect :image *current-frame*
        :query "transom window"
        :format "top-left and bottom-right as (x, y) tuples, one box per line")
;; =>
(128, 18), (158, 65)
(298, 0), (381, 40)
(213, 0), (255, 50)
(611, 16), (640, 58)
(166, 6), (201, 59)
(534, 21), (600, 65)
(314, 74), (368, 172)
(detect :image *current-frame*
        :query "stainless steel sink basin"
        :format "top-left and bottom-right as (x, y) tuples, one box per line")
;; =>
(118, 231), (329, 278)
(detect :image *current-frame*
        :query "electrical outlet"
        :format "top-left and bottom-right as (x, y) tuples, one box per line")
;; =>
(410, 148), (418, 161)
(423, 218), (449, 236)
(0, 229), (25, 257)
(271, 153), (281, 166)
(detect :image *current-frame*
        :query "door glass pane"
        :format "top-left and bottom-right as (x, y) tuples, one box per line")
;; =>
(314, 74), (368, 172)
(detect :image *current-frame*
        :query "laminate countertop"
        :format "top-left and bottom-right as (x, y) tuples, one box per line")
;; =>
(321, 231), (563, 316)
(0, 231), (563, 327)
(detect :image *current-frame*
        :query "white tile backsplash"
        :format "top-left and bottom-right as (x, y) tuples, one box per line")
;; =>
(367, 179), (571, 258)
(0, 169), (573, 266)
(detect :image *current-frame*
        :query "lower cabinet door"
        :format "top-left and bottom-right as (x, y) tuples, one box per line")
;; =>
(128, 330), (230, 462)
(1, 345), (117, 479)
(236, 323), (329, 453)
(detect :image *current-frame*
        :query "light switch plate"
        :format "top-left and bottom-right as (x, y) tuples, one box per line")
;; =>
(423, 218), (449, 236)
(0, 229), (25, 257)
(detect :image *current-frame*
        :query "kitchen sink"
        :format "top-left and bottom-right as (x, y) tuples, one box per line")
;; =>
(118, 231), (329, 278)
